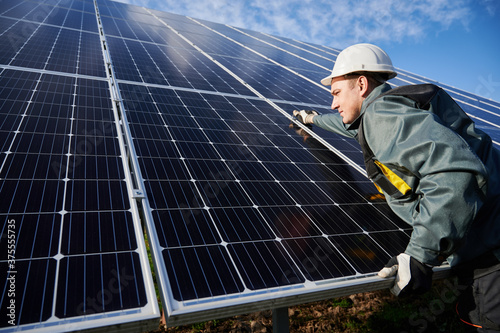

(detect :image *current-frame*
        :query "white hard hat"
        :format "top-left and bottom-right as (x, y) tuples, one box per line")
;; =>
(321, 43), (397, 86)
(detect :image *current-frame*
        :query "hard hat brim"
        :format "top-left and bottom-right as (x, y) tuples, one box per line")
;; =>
(320, 74), (335, 86)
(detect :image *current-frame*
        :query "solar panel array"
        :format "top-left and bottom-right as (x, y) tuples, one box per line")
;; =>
(1, 0), (499, 330)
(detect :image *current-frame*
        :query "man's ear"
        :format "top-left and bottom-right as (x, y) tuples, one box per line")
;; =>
(357, 76), (371, 97)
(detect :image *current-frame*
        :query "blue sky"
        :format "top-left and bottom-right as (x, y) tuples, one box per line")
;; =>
(114, 0), (500, 102)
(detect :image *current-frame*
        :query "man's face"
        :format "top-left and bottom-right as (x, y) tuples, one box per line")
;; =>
(330, 76), (364, 124)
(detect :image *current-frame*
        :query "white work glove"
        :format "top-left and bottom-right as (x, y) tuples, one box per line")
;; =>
(378, 253), (433, 296)
(293, 110), (318, 125)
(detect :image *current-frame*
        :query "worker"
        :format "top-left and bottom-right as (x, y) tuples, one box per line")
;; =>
(293, 43), (500, 332)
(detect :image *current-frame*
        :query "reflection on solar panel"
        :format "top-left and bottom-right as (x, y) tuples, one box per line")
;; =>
(1, 0), (499, 330)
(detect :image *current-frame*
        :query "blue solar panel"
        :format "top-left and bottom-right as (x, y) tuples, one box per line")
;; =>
(0, 1), (159, 330)
(117, 79), (409, 324)
(1, 0), (498, 330)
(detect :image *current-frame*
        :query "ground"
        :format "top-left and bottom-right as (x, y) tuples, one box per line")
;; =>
(150, 278), (468, 333)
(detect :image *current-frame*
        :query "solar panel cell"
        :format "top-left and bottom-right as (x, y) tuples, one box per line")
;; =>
(38, 4), (69, 27)
(0, 21), (38, 65)
(281, 236), (357, 280)
(19, 114), (71, 134)
(139, 157), (190, 180)
(78, 32), (107, 76)
(134, 138), (179, 158)
(0, 153), (67, 179)
(55, 252), (148, 317)
(331, 234), (391, 273)
(1, 179), (64, 213)
(0, 213), (61, 259)
(0, 258), (57, 326)
(11, 25), (59, 69)
(68, 155), (125, 179)
(228, 241), (305, 289)
(152, 209), (221, 247)
(65, 179), (130, 211)
(1, 2), (39, 20)
(61, 211), (137, 254)
(259, 206), (322, 237)
(198, 180), (256, 207)
(210, 207), (276, 242)
(163, 245), (245, 301)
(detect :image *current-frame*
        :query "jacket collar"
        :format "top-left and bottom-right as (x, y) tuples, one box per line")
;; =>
(345, 83), (392, 130)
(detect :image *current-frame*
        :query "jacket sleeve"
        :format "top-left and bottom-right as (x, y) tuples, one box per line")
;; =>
(365, 96), (488, 266)
(312, 113), (357, 139)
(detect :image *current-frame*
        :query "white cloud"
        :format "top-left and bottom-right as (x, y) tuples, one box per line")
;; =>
(480, 0), (500, 16)
(113, 0), (480, 48)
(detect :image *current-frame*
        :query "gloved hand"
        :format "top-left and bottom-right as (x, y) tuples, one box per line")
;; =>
(378, 253), (433, 296)
(293, 110), (318, 125)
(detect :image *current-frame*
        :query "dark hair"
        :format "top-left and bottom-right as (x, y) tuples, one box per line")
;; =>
(344, 72), (386, 87)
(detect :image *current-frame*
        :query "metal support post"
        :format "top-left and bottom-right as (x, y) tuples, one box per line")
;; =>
(272, 307), (289, 333)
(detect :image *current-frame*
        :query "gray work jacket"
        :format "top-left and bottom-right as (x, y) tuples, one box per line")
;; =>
(313, 83), (500, 267)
